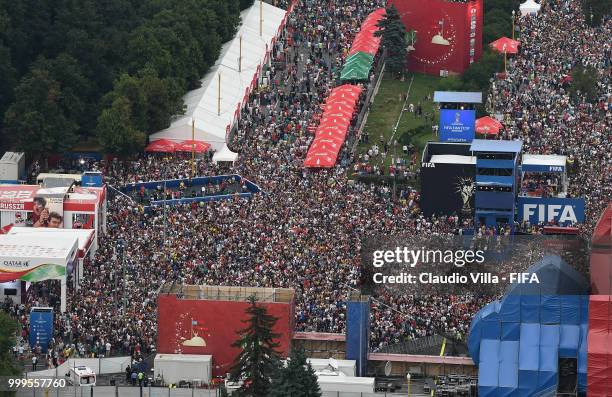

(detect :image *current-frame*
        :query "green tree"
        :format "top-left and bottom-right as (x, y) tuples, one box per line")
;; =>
(269, 348), (321, 397)
(4, 68), (79, 158)
(229, 296), (281, 397)
(0, 311), (20, 378)
(582, 0), (612, 27)
(96, 96), (146, 156)
(569, 65), (600, 103)
(375, 5), (407, 76)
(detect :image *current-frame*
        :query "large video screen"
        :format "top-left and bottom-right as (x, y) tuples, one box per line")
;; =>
(439, 109), (476, 142)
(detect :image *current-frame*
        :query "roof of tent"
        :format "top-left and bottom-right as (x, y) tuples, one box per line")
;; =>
(0, 234), (79, 282)
(522, 154), (566, 172)
(212, 144), (238, 163)
(6, 228), (95, 258)
(149, 2), (287, 151)
(520, 0), (542, 16)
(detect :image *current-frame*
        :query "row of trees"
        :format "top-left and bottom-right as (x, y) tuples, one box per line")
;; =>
(0, 0), (254, 158)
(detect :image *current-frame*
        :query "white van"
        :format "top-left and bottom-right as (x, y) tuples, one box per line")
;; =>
(67, 366), (97, 386)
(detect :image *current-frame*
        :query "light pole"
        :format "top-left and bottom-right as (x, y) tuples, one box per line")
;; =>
(406, 373), (411, 396)
(511, 10), (516, 40)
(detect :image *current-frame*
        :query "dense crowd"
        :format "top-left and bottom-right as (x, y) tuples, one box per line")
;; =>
(491, 0), (611, 234)
(6, 0), (611, 366)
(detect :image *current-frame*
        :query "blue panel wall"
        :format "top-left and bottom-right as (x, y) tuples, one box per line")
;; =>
(346, 300), (370, 377)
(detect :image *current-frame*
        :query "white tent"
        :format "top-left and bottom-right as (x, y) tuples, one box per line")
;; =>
(212, 144), (239, 164)
(149, 2), (287, 151)
(519, 0), (541, 17)
(0, 233), (79, 312)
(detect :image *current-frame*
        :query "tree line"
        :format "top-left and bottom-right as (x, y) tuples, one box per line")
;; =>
(0, 0), (255, 158)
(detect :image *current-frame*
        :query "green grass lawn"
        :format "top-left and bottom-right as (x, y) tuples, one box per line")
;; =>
(358, 72), (442, 173)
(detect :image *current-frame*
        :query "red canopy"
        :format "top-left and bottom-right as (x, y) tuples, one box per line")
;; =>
(348, 8), (386, 56)
(490, 37), (520, 54)
(304, 84), (364, 168)
(145, 139), (178, 153)
(176, 140), (211, 153)
(476, 116), (503, 135)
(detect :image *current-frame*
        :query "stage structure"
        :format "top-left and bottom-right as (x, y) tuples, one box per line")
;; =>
(470, 139), (522, 228)
(389, 0), (484, 76)
(157, 285), (295, 377)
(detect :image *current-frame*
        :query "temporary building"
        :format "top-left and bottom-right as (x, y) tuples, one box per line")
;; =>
(0, 233), (79, 312)
(519, 0), (542, 17)
(149, 2), (288, 151)
(468, 255), (590, 396)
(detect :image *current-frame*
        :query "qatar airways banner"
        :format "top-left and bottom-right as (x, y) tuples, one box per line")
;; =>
(389, 0), (483, 75)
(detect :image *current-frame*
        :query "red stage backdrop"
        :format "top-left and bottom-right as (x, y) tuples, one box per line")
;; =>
(389, 0), (483, 76)
(157, 294), (294, 377)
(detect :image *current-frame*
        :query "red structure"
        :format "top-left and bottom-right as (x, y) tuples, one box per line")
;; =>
(157, 286), (295, 377)
(388, 0), (483, 76)
(587, 204), (612, 396)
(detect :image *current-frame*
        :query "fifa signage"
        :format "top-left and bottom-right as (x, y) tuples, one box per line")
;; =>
(517, 197), (585, 225)
(439, 109), (476, 143)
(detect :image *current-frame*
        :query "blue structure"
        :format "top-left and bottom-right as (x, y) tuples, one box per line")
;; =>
(29, 307), (54, 353)
(81, 171), (104, 187)
(468, 256), (589, 396)
(434, 91), (482, 143)
(121, 174), (262, 210)
(346, 296), (370, 377)
(470, 139), (523, 228)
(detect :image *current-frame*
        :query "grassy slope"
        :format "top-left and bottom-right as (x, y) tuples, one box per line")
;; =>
(359, 72), (441, 172)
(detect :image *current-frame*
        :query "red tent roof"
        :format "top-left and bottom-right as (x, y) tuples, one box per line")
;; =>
(145, 139), (178, 153)
(476, 116), (503, 135)
(490, 37), (520, 54)
(347, 8), (385, 56)
(304, 84), (364, 168)
(176, 140), (211, 153)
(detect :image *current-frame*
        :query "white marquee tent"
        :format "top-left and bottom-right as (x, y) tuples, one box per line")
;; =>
(0, 233), (79, 312)
(519, 0), (541, 17)
(149, 2), (287, 152)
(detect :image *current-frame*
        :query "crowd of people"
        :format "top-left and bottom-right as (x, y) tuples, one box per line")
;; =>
(491, 0), (611, 234)
(6, 0), (611, 366)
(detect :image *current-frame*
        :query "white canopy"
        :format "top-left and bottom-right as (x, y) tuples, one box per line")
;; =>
(522, 154), (566, 167)
(149, 2), (287, 151)
(430, 154), (477, 165)
(212, 144), (239, 164)
(519, 0), (541, 17)
(6, 227), (95, 257)
(0, 233), (79, 312)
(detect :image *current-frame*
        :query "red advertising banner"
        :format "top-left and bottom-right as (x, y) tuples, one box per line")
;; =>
(157, 295), (293, 377)
(389, 0), (483, 75)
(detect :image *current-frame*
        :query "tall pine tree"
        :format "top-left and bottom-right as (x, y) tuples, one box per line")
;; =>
(229, 296), (281, 397)
(269, 348), (321, 397)
(375, 5), (408, 77)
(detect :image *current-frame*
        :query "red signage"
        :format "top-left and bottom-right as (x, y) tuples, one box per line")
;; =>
(157, 295), (294, 377)
(389, 0), (484, 75)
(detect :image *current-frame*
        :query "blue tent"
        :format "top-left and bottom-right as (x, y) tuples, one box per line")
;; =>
(468, 255), (589, 395)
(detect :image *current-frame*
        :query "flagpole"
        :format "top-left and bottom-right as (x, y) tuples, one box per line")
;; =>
(191, 119), (196, 178)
